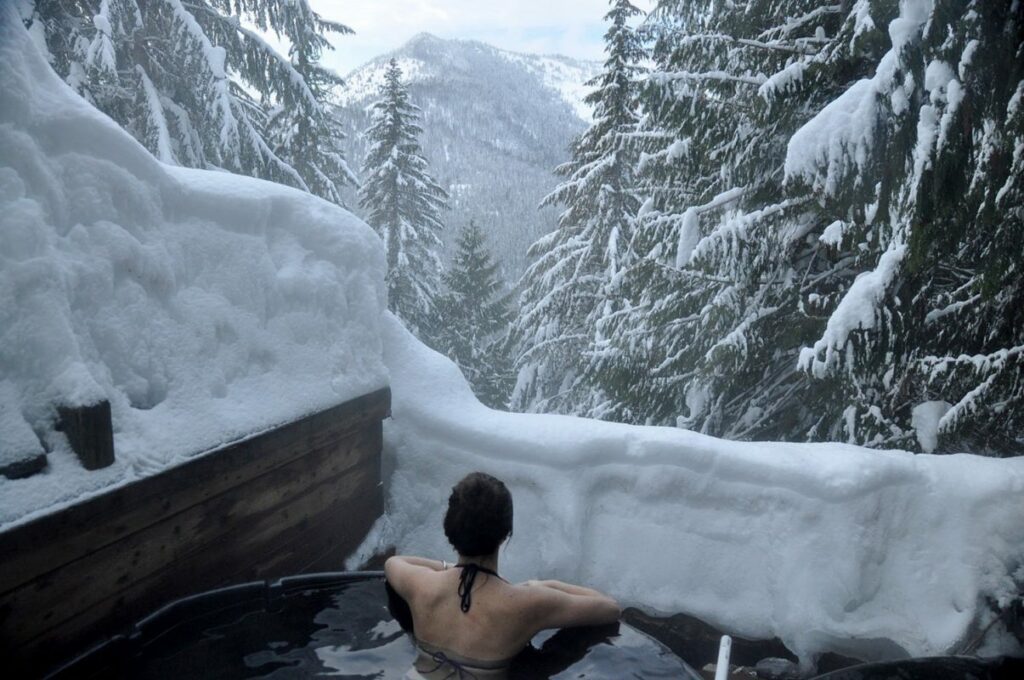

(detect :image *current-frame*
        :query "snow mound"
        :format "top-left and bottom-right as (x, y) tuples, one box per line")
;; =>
(0, 9), (387, 529)
(354, 313), (1024, 666)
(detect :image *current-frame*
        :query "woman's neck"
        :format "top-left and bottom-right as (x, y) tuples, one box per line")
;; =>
(456, 553), (499, 573)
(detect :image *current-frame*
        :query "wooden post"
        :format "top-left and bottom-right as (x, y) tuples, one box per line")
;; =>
(58, 400), (115, 470)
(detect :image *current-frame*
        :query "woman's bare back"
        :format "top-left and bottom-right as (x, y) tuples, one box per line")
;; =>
(407, 568), (536, 661)
(387, 557), (621, 664)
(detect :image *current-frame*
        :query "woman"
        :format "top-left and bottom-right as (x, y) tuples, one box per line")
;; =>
(385, 472), (621, 679)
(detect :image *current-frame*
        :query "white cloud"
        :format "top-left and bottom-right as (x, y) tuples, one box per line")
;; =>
(310, 0), (655, 75)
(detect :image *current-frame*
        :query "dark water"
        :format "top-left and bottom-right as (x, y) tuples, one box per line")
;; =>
(64, 575), (699, 679)
(809, 656), (1024, 680)
(52, 574), (1022, 679)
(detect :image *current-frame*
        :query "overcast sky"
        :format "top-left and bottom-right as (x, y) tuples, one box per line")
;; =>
(310, 1), (655, 76)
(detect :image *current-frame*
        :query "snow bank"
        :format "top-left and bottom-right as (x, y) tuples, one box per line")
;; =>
(353, 313), (1024, 666)
(0, 9), (387, 529)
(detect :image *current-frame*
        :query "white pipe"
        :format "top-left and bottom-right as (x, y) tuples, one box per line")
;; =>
(714, 634), (732, 680)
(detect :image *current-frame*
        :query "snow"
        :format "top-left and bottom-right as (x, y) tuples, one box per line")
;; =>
(3, 4), (1024, 672)
(758, 60), (808, 101)
(820, 219), (847, 246)
(785, 1), (935, 194)
(674, 208), (700, 267)
(958, 40), (979, 80)
(338, 37), (600, 123)
(666, 138), (690, 161)
(799, 245), (906, 377)
(352, 313), (1024, 667)
(0, 381), (44, 468)
(850, 0), (877, 45)
(784, 78), (876, 194)
(920, 59), (963, 155)
(498, 50), (601, 122)
(911, 401), (952, 453)
(0, 11), (387, 529)
(337, 57), (426, 108)
(136, 65), (175, 164)
(85, 1), (116, 77)
(91, 12), (111, 37)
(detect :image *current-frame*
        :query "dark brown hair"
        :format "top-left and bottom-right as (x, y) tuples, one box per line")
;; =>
(443, 472), (513, 557)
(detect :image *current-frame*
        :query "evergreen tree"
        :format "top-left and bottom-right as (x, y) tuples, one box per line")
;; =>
(602, 0), (860, 433)
(606, 0), (1023, 454)
(510, 0), (646, 416)
(359, 59), (447, 338)
(792, 0), (1024, 453)
(435, 220), (514, 408)
(22, 0), (356, 204)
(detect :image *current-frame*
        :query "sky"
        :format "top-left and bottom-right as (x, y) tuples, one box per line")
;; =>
(309, 0), (656, 76)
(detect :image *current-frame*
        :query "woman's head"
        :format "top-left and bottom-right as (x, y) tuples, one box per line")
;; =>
(444, 472), (513, 557)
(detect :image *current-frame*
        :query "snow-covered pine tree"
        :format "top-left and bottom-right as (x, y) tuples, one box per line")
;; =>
(359, 59), (447, 339)
(22, 0), (355, 204)
(603, 0), (858, 432)
(509, 0), (646, 416)
(610, 0), (1022, 454)
(435, 220), (514, 409)
(791, 0), (1024, 454)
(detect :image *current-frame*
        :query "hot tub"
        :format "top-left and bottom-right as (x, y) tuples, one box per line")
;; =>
(50, 572), (702, 678)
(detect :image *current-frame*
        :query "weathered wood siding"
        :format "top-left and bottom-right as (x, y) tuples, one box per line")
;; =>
(0, 387), (390, 676)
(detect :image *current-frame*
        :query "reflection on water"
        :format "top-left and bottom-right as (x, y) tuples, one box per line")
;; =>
(121, 578), (699, 679)
(55, 575), (1021, 679)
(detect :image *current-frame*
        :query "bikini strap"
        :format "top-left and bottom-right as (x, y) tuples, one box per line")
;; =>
(423, 649), (479, 680)
(455, 563), (503, 613)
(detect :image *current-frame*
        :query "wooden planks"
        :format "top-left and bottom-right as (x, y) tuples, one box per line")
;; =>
(0, 387), (389, 595)
(0, 387), (389, 677)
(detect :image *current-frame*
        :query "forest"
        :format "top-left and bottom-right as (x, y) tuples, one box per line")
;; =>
(24, 0), (1023, 456)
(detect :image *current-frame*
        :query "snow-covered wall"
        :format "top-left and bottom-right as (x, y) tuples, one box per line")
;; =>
(353, 314), (1024, 666)
(0, 9), (387, 529)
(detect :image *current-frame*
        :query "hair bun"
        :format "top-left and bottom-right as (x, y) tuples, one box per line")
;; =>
(444, 472), (513, 557)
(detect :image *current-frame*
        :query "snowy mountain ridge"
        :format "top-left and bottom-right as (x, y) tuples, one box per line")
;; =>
(336, 33), (601, 121)
(334, 33), (594, 281)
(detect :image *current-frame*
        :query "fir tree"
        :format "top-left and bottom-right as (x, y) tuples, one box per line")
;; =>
(23, 0), (356, 204)
(603, 0), (860, 433)
(792, 0), (1024, 453)
(359, 59), (447, 339)
(510, 0), (646, 416)
(606, 0), (1023, 454)
(435, 220), (514, 408)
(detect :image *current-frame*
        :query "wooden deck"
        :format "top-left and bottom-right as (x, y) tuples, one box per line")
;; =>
(0, 387), (390, 676)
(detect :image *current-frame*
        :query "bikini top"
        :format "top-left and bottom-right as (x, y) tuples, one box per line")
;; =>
(455, 563), (504, 613)
(413, 639), (513, 679)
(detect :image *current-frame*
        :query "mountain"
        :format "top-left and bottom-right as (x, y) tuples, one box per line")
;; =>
(334, 33), (600, 282)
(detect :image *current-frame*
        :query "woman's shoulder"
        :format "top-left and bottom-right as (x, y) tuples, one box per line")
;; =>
(385, 556), (448, 599)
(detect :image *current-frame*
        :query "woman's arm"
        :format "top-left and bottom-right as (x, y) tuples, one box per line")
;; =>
(522, 580), (621, 631)
(384, 555), (446, 599)
(528, 579), (607, 598)
(388, 555), (447, 571)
